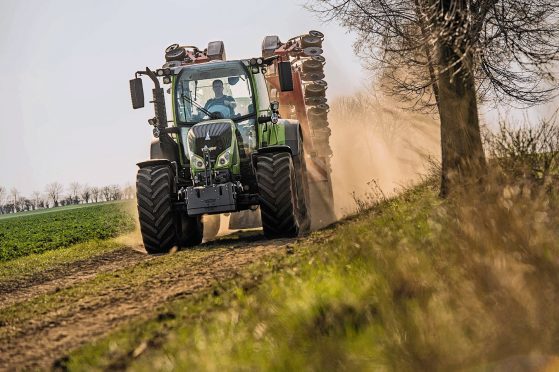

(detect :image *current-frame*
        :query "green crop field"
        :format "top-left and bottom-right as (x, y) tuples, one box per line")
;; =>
(0, 201), (136, 262)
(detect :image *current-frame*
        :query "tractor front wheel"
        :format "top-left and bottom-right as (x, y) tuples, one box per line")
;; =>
(136, 165), (203, 253)
(136, 165), (179, 254)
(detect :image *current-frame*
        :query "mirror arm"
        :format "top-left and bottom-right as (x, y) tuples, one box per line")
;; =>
(135, 68), (160, 89)
(145, 67), (161, 89)
(136, 67), (167, 129)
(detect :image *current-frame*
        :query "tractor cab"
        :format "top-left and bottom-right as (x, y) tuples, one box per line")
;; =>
(173, 61), (260, 123)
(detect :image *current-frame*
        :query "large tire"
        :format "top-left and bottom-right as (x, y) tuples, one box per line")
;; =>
(256, 152), (307, 238)
(136, 165), (179, 254)
(177, 213), (203, 247)
(294, 148), (312, 234)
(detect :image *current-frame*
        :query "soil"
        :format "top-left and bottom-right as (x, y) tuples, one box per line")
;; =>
(0, 247), (149, 309)
(0, 231), (294, 370)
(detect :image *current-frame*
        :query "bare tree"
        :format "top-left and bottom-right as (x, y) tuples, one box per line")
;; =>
(0, 186), (5, 214)
(45, 182), (64, 207)
(31, 191), (42, 210)
(91, 186), (101, 203)
(69, 182), (81, 205)
(3, 202), (15, 214)
(308, 0), (559, 195)
(110, 185), (122, 201)
(484, 112), (559, 181)
(102, 186), (112, 202)
(122, 183), (135, 200)
(10, 187), (18, 213)
(81, 185), (92, 204)
(61, 195), (74, 206)
(21, 197), (33, 212)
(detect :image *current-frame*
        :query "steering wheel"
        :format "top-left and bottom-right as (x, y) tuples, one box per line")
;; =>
(206, 104), (231, 119)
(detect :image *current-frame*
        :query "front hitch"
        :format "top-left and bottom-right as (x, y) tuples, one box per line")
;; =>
(202, 145), (213, 185)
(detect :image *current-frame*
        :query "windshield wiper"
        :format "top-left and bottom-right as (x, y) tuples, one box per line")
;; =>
(181, 95), (215, 118)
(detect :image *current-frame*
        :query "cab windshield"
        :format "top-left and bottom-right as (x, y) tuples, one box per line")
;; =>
(174, 61), (254, 124)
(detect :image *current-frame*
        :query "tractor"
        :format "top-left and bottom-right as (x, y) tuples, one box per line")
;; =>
(129, 31), (335, 253)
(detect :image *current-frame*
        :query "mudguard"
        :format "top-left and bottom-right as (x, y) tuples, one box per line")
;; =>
(257, 145), (293, 155)
(136, 159), (173, 169)
(282, 120), (302, 156)
(259, 119), (302, 155)
(150, 133), (180, 162)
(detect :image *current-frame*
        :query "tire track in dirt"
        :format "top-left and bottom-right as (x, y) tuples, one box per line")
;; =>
(0, 247), (150, 309)
(0, 233), (294, 370)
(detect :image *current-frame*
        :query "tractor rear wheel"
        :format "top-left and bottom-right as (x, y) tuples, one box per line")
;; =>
(136, 165), (179, 254)
(177, 213), (203, 247)
(293, 148), (312, 234)
(256, 153), (307, 238)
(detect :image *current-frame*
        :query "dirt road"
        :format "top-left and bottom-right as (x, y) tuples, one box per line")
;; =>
(0, 231), (294, 370)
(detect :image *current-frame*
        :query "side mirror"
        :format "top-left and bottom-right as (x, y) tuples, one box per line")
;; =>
(278, 61), (293, 92)
(129, 78), (145, 109)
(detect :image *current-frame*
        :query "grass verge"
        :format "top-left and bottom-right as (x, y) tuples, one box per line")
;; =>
(61, 181), (559, 371)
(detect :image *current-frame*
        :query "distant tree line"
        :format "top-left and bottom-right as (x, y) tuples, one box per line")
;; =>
(0, 182), (136, 214)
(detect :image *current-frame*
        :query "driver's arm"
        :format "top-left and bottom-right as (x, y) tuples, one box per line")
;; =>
(224, 96), (237, 109)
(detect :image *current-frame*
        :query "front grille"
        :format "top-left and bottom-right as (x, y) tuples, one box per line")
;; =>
(188, 121), (232, 159)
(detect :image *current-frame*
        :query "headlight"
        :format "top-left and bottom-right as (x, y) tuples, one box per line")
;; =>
(216, 149), (231, 168)
(191, 154), (205, 170)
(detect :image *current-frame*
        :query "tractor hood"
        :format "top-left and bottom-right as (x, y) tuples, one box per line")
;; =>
(187, 119), (236, 172)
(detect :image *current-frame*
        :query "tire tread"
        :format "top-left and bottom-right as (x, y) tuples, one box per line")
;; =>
(136, 165), (178, 253)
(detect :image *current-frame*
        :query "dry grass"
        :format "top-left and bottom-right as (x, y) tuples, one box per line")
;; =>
(483, 113), (559, 183)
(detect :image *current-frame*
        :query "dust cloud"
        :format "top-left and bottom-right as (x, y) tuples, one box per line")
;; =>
(327, 91), (440, 217)
(187, 91), (441, 238)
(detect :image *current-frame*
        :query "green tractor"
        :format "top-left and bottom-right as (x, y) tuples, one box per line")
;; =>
(130, 34), (334, 253)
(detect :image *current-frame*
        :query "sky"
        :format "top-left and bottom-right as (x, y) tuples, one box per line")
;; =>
(2, 1), (556, 197)
(0, 0), (366, 196)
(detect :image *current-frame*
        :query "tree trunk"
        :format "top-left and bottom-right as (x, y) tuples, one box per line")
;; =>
(437, 43), (486, 197)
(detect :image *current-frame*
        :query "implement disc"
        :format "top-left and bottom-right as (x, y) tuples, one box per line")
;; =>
(302, 72), (325, 82)
(305, 96), (327, 106)
(301, 35), (323, 48)
(303, 47), (323, 57)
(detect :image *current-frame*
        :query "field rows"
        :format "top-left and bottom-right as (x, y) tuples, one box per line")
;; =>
(0, 202), (136, 262)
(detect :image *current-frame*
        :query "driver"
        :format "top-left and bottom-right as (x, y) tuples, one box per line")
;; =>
(204, 79), (237, 117)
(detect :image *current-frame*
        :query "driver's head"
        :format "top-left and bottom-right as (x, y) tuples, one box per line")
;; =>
(212, 79), (224, 97)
